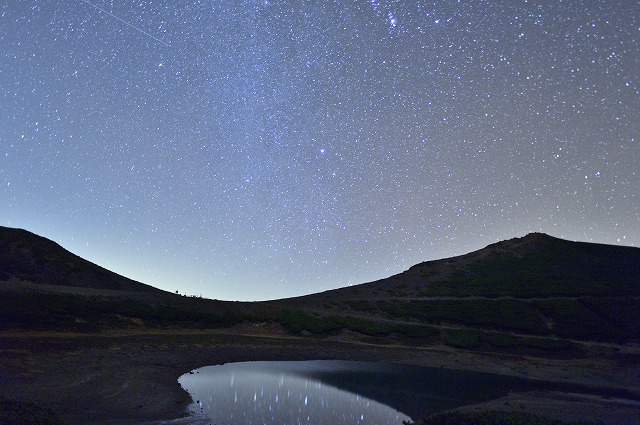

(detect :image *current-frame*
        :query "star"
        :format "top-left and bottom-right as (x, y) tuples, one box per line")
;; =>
(0, 0), (637, 300)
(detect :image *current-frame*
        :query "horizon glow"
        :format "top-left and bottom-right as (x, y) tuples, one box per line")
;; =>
(1, 1), (638, 301)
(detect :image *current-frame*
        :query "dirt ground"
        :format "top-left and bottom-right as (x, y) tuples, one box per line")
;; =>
(1, 328), (639, 425)
(454, 391), (640, 425)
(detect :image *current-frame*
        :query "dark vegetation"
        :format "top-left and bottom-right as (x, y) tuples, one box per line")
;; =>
(2, 227), (639, 354)
(374, 297), (640, 343)
(378, 299), (549, 334)
(0, 288), (588, 358)
(276, 309), (439, 340)
(0, 226), (160, 292)
(405, 410), (602, 425)
(0, 289), (247, 331)
(1, 227), (639, 425)
(413, 233), (640, 298)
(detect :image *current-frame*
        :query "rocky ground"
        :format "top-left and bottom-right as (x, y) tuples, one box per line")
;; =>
(1, 327), (639, 425)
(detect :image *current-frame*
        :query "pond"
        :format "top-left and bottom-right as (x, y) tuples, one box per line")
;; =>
(179, 361), (410, 424)
(177, 360), (597, 425)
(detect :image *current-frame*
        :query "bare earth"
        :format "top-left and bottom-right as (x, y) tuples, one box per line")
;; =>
(1, 327), (639, 425)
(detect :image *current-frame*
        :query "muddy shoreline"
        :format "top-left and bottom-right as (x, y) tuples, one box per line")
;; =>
(1, 330), (639, 424)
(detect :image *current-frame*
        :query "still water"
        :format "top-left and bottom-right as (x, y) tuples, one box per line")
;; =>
(178, 360), (584, 425)
(178, 361), (410, 425)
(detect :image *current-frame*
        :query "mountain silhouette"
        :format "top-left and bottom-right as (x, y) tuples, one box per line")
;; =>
(2, 226), (639, 344)
(0, 226), (163, 293)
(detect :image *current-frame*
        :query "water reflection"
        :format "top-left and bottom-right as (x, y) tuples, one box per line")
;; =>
(179, 361), (411, 425)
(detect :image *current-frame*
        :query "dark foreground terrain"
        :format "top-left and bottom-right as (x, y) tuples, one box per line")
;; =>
(1, 226), (639, 424)
(2, 328), (639, 425)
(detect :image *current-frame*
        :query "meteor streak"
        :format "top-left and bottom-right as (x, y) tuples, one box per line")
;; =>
(79, 0), (170, 46)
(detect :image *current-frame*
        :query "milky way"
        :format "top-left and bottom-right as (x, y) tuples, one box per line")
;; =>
(1, 1), (638, 300)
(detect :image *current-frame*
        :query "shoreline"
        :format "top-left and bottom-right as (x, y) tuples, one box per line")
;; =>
(1, 329), (639, 424)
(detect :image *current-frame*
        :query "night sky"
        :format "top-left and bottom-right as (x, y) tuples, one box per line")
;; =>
(1, 1), (638, 301)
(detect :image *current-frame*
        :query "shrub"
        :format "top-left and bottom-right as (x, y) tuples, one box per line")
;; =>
(443, 329), (480, 348)
(580, 297), (640, 340)
(523, 337), (572, 351)
(346, 300), (377, 312)
(481, 331), (519, 348)
(395, 324), (439, 339)
(534, 299), (626, 342)
(276, 310), (342, 335)
(340, 316), (393, 336)
(379, 299), (548, 334)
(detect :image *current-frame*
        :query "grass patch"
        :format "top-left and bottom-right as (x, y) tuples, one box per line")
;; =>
(394, 323), (440, 340)
(374, 297), (635, 344)
(579, 297), (640, 340)
(339, 316), (393, 336)
(534, 299), (627, 342)
(480, 331), (519, 348)
(377, 300), (409, 316)
(443, 329), (480, 348)
(378, 299), (548, 335)
(276, 310), (342, 335)
(416, 236), (640, 298)
(345, 300), (377, 312)
(523, 336), (573, 351)
(388, 283), (411, 296)
(0, 291), (247, 331)
(275, 310), (440, 340)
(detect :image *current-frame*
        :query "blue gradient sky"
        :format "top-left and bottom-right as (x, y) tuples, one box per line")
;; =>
(1, 1), (638, 300)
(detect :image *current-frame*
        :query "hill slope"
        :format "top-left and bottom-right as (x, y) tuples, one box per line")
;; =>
(0, 226), (163, 293)
(292, 232), (640, 300)
(407, 232), (640, 297)
(273, 233), (640, 344)
(1, 228), (639, 425)
(2, 227), (639, 346)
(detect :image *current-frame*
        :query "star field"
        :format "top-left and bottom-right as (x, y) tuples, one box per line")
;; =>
(1, 1), (638, 300)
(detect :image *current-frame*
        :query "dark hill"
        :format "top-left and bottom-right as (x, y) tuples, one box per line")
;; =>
(2, 227), (640, 346)
(273, 233), (640, 345)
(285, 232), (640, 302)
(0, 226), (163, 293)
(405, 232), (640, 297)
